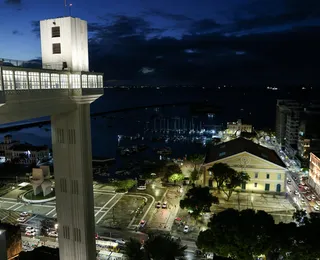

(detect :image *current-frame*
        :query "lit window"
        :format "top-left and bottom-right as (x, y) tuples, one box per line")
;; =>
(266, 173), (270, 179)
(40, 73), (50, 89)
(70, 74), (80, 89)
(60, 74), (68, 89)
(219, 152), (226, 157)
(28, 72), (40, 89)
(0, 69), (2, 90)
(3, 70), (14, 90)
(81, 75), (88, 88)
(88, 75), (97, 88)
(52, 43), (61, 54)
(97, 75), (103, 88)
(52, 26), (60, 38)
(51, 74), (60, 88)
(254, 183), (257, 188)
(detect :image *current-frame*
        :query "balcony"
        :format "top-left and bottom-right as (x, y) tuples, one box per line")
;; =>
(0, 66), (103, 91)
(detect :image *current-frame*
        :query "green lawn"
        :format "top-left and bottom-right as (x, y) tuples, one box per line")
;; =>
(24, 189), (55, 200)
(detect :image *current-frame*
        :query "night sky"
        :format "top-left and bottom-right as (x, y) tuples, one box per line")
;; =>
(1, 0), (320, 85)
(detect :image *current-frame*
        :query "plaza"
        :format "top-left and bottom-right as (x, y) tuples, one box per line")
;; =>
(0, 184), (158, 230)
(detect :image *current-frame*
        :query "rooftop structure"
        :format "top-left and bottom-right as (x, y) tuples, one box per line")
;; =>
(0, 16), (103, 260)
(204, 137), (285, 168)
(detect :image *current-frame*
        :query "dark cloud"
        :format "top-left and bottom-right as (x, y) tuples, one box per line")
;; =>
(86, 15), (320, 85)
(144, 9), (193, 22)
(5, 0), (21, 5)
(30, 20), (40, 37)
(30, 9), (320, 85)
(189, 19), (221, 34)
(229, 0), (320, 33)
(12, 29), (23, 35)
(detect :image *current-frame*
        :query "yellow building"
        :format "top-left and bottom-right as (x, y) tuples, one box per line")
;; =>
(308, 152), (320, 195)
(202, 138), (287, 193)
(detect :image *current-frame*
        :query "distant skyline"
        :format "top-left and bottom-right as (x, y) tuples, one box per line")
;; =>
(1, 0), (320, 84)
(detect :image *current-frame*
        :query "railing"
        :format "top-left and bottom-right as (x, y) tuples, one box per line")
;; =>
(0, 58), (41, 68)
(0, 66), (103, 91)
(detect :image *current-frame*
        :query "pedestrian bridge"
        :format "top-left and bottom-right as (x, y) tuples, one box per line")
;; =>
(0, 65), (103, 124)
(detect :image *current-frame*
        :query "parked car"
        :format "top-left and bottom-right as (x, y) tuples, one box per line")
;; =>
(25, 231), (36, 237)
(183, 225), (189, 233)
(25, 227), (35, 232)
(314, 205), (320, 211)
(17, 217), (26, 223)
(20, 212), (29, 217)
(139, 220), (147, 228)
(48, 231), (58, 237)
(115, 239), (126, 245)
(162, 202), (167, 209)
(156, 202), (161, 208)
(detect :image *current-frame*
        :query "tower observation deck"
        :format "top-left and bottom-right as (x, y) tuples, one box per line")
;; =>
(0, 16), (103, 260)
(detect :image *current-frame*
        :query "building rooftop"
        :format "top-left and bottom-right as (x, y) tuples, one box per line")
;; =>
(10, 144), (48, 152)
(204, 137), (286, 167)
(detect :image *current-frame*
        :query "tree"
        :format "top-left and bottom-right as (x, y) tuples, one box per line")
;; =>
(144, 233), (187, 260)
(163, 163), (182, 181)
(190, 168), (200, 182)
(169, 173), (184, 183)
(114, 179), (137, 192)
(124, 238), (145, 260)
(208, 163), (250, 200)
(125, 233), (187, 260)
(197, 208), (320, 260)
(222, 171), (250, 201)
(197, 209), (275, 260)
(292, 209), (308, 225)
(187, 154), (205, 171)
(207, 163), (233, 191)
(180, 185), (219, 218)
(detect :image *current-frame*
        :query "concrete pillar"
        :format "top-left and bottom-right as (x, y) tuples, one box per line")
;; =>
(51, 103), (96, 260)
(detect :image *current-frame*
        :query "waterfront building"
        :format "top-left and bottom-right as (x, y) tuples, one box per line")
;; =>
(226, 119), (253, 135)
(0, 15), (104, 260)
(308, 152), (320, 195)
(5, 143), (49, 164)
(0, 135), (48, 164)
(202, 138), (287, 193)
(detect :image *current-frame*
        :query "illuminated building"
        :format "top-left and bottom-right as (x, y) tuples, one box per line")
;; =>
(226, 119), (253, 135)
(308, 153), (320, 195)
(0, 16), (103, 260)
(202, 138), (287, 193)
(275, 100), (302, 157)
(5, 144), (49, 164)
(298, 107), (320, 166)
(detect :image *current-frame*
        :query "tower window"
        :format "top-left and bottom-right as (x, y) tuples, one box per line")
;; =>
(52, 26), (60, 38)
(52, 43), (61, 54)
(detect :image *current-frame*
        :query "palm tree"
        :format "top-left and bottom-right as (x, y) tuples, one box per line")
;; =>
(124, 238), (145, 260)
(124, 233), (187, 260)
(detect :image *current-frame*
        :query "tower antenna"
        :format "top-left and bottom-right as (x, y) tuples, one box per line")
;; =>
(69, 3), (73, 17)
(64, 0), (67, 17)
